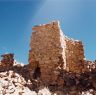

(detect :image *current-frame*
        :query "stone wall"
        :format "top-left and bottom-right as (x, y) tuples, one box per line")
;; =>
(29, 21), (94, 85)
(29, 21), (66, 84)
(1, 53), (14, 67)
(65, 37), (85, 73)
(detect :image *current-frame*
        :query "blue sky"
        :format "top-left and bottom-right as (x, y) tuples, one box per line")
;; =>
(0, 0), (96, 63)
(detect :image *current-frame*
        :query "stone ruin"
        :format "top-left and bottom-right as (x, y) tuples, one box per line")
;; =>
(0, 21), (96, 94)
(29, 21), (96, 87)
(0, 53), (14, 67)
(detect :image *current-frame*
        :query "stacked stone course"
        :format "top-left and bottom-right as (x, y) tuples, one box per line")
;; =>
(65, 37), (85, 73)
(29, 22), (66, 85)
(29, 21), (89, 85)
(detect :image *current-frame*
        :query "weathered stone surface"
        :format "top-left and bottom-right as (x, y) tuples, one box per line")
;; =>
(29, 21), (66, 85)
(29, 21), (86, 86)
(1, 53), (14, 68)
(65, 37), (85, 73)
(0, 21), (96, 95)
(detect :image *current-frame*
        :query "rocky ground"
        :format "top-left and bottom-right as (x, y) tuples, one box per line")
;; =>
(0, 62), (96, 95)
(0, 62), (52, 95)
(0, 70), (54, 95)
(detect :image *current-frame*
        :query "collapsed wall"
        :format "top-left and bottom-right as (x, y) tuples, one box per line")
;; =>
(1, 53), (14, 67)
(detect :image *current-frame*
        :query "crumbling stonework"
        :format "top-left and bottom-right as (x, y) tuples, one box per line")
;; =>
(1, 53), (14, 67)
(65, 37), (85, 73)
(29, 21), (87, 85)
(29, 22), (66, 85)
(29, 21), (96, 90)
(84, 60), (96, 72)
(0, 21), (96, 94)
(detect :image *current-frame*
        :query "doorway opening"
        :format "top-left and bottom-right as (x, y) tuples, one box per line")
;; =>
(33, 66), (41, 79)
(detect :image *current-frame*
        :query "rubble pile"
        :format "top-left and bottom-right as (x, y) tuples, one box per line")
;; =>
(0, 70), (27, 95)
(0, 62), (52, 95)
(65, 37), (85, 73)
(0, 64), (96, 95)
(0, 69), (52, 95)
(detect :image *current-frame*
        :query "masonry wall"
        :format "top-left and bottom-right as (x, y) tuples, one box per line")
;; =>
(29, 22), (66, 84)
(65, 37), (85, 73)
(29, 21), (88, 85)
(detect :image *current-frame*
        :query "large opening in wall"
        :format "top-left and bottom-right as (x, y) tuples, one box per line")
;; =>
(33, 66), (41, 79)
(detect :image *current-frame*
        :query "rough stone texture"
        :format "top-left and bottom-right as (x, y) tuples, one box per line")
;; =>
(65, 37), (85, 73)
(29, 21), (66, 85)
(0, 62), (96, 95)
(1, 53), (14, 68)
(0, 21), (96, 95)
(84, 60), (96, 72)
(29, 21), (87, 85)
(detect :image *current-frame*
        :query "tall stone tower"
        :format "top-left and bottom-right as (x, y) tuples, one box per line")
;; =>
(29, 21), (85, 84)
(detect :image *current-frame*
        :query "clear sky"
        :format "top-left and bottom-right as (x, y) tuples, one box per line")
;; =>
(0, 0), (96, 63)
